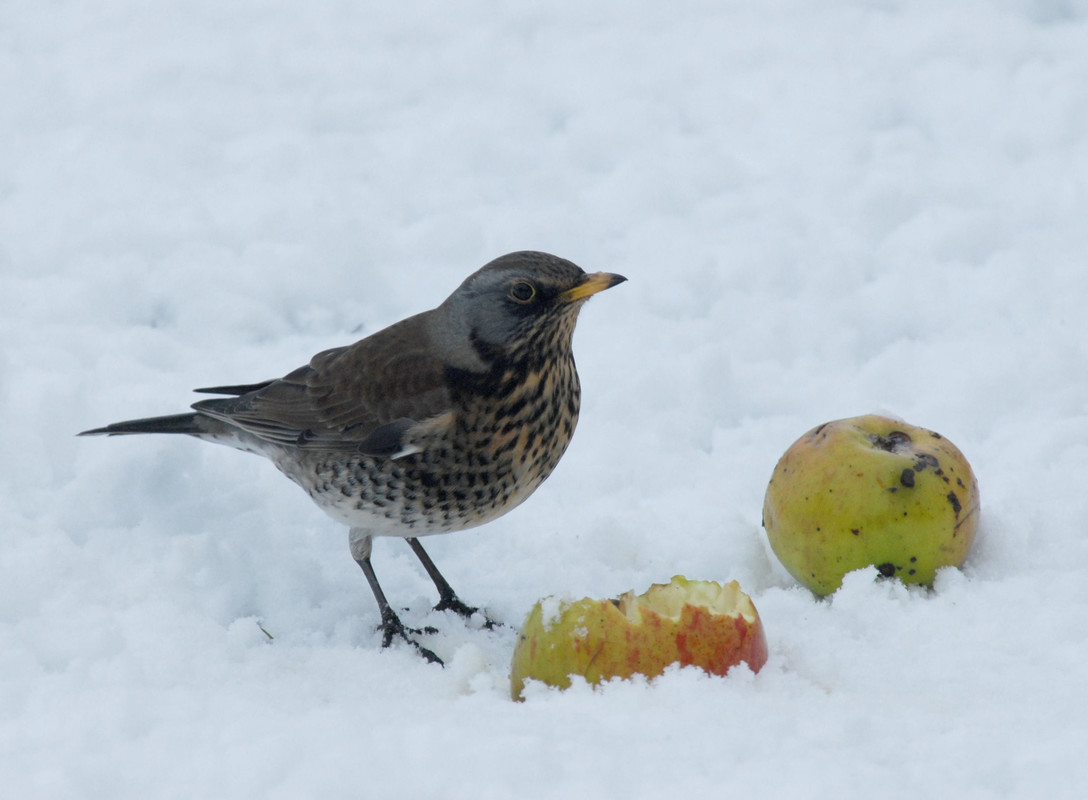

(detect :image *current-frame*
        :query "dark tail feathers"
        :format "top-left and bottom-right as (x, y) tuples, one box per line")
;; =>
(79, 413), (203, 437)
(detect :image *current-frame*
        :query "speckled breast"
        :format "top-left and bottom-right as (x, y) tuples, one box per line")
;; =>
(293, 353), (581, 537)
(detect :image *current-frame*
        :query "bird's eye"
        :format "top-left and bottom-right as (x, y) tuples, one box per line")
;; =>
(509, 280), (537, 304)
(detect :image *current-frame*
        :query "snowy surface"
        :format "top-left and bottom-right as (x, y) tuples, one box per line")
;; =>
(3, 1), (1088, 797)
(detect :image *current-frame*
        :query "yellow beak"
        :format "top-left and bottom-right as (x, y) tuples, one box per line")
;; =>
(560, 272), (628, 303)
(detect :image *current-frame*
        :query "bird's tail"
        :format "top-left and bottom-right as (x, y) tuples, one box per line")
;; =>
(79, 413), (205, 437)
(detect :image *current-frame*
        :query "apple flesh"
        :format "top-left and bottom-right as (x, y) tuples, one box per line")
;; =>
(762, 415), (980, 596)
(510, 576), (768, 700)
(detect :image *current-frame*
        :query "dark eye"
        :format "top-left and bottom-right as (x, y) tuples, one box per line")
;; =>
(509, 280), (536, 304)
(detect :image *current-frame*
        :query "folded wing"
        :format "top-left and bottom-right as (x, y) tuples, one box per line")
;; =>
(192, 313), (452, 454)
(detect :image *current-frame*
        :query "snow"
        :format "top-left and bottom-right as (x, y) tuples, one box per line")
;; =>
(3, 0), (1088, 796)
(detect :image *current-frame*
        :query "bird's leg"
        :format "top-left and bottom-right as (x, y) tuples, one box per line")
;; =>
(354, 555), (442, 664)
(405, 538), (473, 614)
(406, 537), (499, 629)
(351, 531), (442, 664)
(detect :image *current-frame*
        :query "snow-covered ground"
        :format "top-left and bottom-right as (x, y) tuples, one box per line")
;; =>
(4, 1), (1088, 797)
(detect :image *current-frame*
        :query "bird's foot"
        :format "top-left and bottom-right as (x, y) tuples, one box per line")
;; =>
(434, 593), (502, 630)
(378, 607), (443, 665)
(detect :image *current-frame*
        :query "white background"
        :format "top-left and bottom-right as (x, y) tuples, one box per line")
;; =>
(3, 2), (1087, 797)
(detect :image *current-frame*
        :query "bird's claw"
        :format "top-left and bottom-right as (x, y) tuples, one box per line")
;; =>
(378, 609), (443, 665)
(434, 594), (502, 630)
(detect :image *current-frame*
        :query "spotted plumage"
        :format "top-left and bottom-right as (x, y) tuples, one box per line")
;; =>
(81, 251), (625, 662)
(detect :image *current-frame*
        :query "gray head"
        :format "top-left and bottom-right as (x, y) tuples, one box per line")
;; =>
(430, 251), (626, 369)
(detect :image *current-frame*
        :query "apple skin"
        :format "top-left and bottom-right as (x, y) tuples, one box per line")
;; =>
(762, 415), (980, 596)
(510, 576), (768, 700)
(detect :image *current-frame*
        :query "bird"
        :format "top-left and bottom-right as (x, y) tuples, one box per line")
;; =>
(80, 251), (626, 663)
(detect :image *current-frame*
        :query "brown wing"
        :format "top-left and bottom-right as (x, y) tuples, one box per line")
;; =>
(191, 312), (452, 452)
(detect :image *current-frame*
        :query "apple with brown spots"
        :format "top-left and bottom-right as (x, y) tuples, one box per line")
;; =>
(510, 576), (768, 700)
(762, 414), (980, 596)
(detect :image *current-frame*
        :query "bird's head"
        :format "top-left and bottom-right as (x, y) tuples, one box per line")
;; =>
(434, 251), (626, 369)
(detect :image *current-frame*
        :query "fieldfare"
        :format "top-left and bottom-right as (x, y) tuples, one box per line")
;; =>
(81, 251), (626, 662)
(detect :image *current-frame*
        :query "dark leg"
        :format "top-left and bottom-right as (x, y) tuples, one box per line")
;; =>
(406, 538), (498, 628)
(405, 537), (475, 615)
(354, 553), (442, 665)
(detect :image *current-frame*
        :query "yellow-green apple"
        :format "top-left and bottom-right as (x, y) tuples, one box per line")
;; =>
(762, 415), (980, 596)
(510, 576), (768, 700)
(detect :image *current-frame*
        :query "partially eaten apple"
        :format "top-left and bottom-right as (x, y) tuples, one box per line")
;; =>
(510, 576), (768, 700)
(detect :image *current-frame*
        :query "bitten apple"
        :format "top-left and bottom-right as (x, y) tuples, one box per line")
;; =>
(762, 415), (980, 596)
(510, 576), (768, 700)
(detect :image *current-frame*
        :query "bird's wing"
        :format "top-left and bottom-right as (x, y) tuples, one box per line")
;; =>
(191, 313), (453, 453)
(192, 380), (278, 396)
